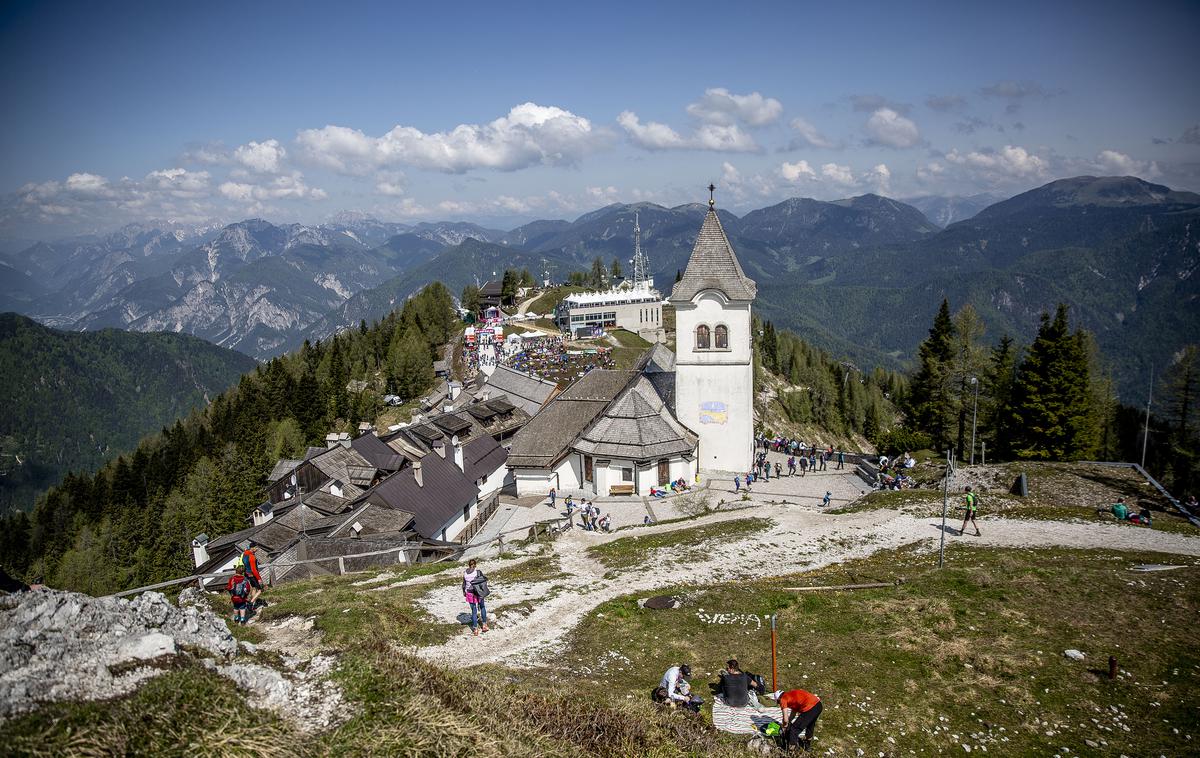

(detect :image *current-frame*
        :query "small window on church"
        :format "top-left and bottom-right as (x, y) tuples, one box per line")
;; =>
(695, 324), (710, 350)
(715, 324), (729, 349)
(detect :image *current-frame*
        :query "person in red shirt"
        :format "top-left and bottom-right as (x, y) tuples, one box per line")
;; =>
(226, 564), (251, 625)
(771, 688), (822, 751)
(239, 542), (265, 608)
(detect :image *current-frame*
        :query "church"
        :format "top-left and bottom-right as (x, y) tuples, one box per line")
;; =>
(507, 188), (756, 496)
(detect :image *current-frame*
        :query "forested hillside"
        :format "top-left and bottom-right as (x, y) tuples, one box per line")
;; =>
(0, 314), (257, 514)
(0, 285), (456, 594)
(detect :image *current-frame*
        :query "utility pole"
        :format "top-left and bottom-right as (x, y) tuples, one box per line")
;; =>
(969, 376), (980, 465)
(1141, 365), (1153, 470)
(938, 449), (954, 568)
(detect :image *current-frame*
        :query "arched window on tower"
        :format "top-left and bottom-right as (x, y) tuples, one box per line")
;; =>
(715, 324), (729, 349)
(695, 324), (710, 350)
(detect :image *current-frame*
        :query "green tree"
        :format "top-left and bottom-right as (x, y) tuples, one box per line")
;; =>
(1009, 305), (1096, 460)
(590, 257), (608, 289)
(461, 284), (481, 314)
(950, 305), (988, 461)
(611, 258), (623, 280)
(984, 336), (1019, 459)
(1161, 345), (1199, 492)
(520, 268), (535, 288)
(387, 327), (434, 399)
(906, 299), (956, 451)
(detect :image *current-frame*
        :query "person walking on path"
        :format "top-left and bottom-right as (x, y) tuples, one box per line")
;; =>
(799, 455), (808, 477)
(734, 475), (741, 493)
(775, 461), (783, 479)
(548, 487), (556, 509)
(836, 450), (845, 470)
(819, 449), (828, 471)
(771, 688), (823, 751)
(463, 559), (490, 635)
(238, 542), (265, 609)
(959, 486), (982, 537)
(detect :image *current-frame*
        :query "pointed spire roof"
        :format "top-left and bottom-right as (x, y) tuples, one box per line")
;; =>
(669, 206), (756, 303)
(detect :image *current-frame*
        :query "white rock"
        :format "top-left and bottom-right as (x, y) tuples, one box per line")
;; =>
(115, 632), (176, 662)
(1063, 649), (1085, 661)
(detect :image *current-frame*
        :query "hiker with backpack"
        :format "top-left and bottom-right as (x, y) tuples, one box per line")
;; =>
(959, 486), (982, 537)
(770, 687), (823, 752)
(238, 542), (266, 609)
(462, 559), (491, 636)
(227, 564), (252, 625)
(713, 658), (756, 707)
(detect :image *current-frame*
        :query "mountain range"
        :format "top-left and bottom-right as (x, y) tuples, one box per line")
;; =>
(0, 313), (256, 513)
(3, 177), (1196, 397)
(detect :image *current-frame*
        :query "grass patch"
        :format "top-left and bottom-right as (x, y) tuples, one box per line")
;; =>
(527, 286), (587, 315)
(0, 664), (298, 757)
(588, 518), (770, 570)
(609, 328), (652, 349)
(254, 562), (464, 649)
(550, 544), (1200, 757)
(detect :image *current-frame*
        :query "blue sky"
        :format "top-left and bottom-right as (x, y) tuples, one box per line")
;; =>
(2, 0), (1198, 237)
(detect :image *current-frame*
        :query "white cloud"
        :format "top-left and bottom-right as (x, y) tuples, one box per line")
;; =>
(916, 161), (946, 183)
(789, 117), (836, 149)
(233, 139), (287, 173)
(64, 172), (112, 196)
(821, 163), (857, 186)
(618, 111), (759, 152)
(945, 145), (1048, 180)
(865, 108), (921, 148)
(1091, 149), (1160, 178)
(865, 163), (892, 194)
(780, 160), (816, 182)
(219, 172), (326, 202)
(144, 168), (211, 197)
(685, 88), (783, 127)
(297, 103), (606, 174)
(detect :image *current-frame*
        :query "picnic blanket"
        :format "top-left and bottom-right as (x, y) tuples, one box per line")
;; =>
(711, 694), (780, 734)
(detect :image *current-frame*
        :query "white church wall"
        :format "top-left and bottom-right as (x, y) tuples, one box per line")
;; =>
(674, 293), (754, 473)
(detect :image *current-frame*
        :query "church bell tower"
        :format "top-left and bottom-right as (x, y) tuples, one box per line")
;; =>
(670, 185), (756, 474)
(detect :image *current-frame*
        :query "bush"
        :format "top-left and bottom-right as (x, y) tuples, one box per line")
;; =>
(875, 427), (933, 455)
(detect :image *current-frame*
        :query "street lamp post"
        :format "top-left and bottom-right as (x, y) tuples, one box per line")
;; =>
(969, 376), (980, 465)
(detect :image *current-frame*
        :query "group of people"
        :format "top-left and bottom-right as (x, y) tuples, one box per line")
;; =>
(650, 478), (691, 497)
(875, 452), (917, 490)
(225, 542), (267, 624)
(654, 661), (822, 751)
(552, 492), (611, 532)
(1096, 496), (1154, 527)
(755, 434), (847, 471)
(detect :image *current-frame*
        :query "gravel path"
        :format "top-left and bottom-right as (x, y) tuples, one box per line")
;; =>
(410, 503), (1200, 669)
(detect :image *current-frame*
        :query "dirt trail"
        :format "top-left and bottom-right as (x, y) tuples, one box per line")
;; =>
(410, 503), (1200, 669)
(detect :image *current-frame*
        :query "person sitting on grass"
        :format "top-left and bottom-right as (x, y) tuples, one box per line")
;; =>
(655, 664), (700, 711)
(1097, 497), (1129, 521)
(226, 564), (252, 625)
(713, 658), (752, 707)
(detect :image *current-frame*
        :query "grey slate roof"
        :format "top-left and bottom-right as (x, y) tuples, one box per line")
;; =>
(361, 450), (479, 540)
(267, 459), (302, 484)
(573, 376), (698, 461)
(506, 370), (636, 469)
(350, 432), (408, 471)
(480, 365), (558, 416)
(463, 435), (508, 481)
(669, 208), (756, 303)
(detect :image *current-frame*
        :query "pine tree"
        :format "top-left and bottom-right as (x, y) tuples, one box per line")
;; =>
(1161, 345), (1199, 492)
(611, 258), (623, 279)
(906, 299), (956, 451)
(950, 305), (988, 461)
(388, 327), (434, 399)
(590, 257), (608, 289)
(1009, 305), (1095, 460)
(461, 284), (481, 314)
(984, 336), (1018, 459)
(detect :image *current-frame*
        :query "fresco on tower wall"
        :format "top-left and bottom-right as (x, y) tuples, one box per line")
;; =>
(699, 400), (728, 425)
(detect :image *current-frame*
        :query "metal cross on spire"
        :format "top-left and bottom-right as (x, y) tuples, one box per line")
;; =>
(708, 183), (716, 207)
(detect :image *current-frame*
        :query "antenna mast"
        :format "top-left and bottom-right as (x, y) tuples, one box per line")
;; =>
(632, 211), (649, 291)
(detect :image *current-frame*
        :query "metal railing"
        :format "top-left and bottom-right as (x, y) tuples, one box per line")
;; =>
(105, 541), (459, 599)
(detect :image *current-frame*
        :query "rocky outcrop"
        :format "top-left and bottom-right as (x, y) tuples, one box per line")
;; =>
(0, 589), (236, 719)
(0, 588), (346, 732)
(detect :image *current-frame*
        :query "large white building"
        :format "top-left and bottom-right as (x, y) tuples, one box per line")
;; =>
(507, 192), (755, 494)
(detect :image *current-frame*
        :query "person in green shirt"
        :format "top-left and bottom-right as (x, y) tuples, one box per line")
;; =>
(1097, 497), (1129, 521)
(959, 486), (981, 537)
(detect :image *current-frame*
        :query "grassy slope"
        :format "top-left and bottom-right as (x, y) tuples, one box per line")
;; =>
(548, 544), (1200, 757)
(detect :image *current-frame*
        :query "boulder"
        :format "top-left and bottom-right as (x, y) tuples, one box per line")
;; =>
(1063, 649), (1085, 661)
